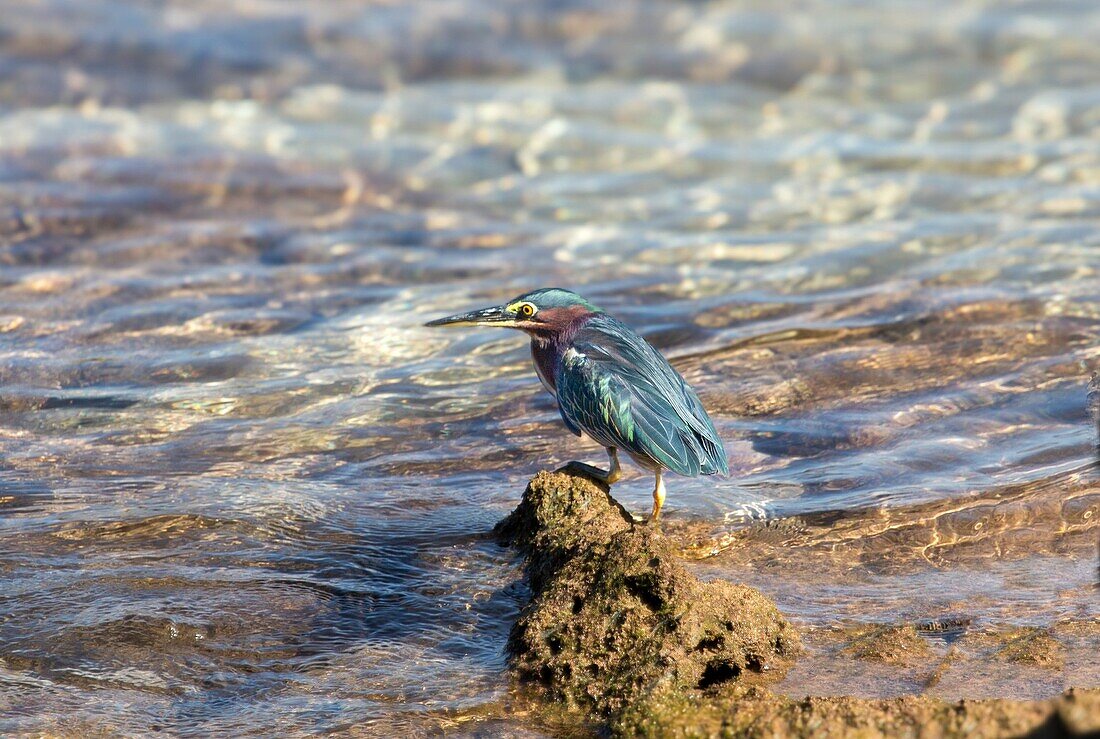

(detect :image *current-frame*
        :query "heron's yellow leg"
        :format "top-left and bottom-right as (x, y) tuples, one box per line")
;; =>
(650, 470), (666, 522)
(605, 447), (622, 484)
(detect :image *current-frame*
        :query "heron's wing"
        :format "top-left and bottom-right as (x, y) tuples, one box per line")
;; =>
(556, 315), (728, 476)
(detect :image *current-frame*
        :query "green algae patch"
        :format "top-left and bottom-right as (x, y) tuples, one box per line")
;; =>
(841, 624), (933, 667)
(991, 627), (1066, 670)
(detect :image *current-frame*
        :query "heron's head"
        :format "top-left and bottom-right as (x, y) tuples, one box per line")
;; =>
(425, 288), (601, 338)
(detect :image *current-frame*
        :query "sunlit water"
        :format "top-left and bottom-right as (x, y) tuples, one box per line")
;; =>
(1, 0), (1098, 735)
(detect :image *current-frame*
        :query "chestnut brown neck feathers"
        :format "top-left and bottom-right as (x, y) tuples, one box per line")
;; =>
(522, 304), (596, 345)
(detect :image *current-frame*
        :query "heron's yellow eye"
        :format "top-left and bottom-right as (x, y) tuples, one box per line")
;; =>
(519, 303), (536, 317)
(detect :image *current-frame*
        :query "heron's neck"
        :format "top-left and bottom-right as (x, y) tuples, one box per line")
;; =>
(527, 312), (594, 395)
(529, 334), (562, 395)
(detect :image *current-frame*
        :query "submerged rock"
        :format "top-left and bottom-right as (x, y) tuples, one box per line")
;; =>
(841, 624), (933, 667)
(495, 470), (799, 717)
(991, 627), (1066, 671)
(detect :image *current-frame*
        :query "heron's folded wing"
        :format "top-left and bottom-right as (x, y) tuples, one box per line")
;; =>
(566, 316), (728, 475)
(556, 346), (706, 476)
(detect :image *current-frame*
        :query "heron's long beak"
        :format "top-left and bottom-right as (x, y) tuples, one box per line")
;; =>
(425, 305), (516, 328)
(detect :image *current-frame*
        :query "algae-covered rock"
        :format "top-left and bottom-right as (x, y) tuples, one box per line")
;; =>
(494, 469), (633, 592)
(992, 627), (1065, 670)
(496, 470), (1099, 737)
(615, 682), (1096, 739)
(1059, 687), (1100, 736)
(842, 624), (933, 667)
(496, 470), (799, 717)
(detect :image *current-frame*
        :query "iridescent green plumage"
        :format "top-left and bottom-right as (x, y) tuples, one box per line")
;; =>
(556, 313), (727, 478)
(427, 288), (728, 521)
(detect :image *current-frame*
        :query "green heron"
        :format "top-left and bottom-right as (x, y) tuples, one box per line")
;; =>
(426, 288), (728, 521)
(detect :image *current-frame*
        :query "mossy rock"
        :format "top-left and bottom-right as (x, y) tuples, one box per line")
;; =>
(842, 624), (933, 667)
(494, 469), (633, 593)
(496, 470), (1099, 737)
(993, 627), (1065, 670)
(616, 682), (1096, 739)
(497, 470), (798, 718)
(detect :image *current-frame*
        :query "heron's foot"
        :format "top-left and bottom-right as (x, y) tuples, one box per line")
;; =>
(562, 460), (616, 485)
(643, 505), (665, 529)
(563, 448), (624, 485)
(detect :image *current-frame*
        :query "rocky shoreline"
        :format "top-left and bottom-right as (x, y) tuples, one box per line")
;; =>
(497, 470), (1099, 738)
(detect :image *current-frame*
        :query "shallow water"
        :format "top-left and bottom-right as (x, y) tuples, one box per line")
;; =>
(1, 0), (1098, 735)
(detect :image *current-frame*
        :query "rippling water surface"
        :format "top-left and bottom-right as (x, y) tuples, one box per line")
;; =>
(1, 0), (1098, 735)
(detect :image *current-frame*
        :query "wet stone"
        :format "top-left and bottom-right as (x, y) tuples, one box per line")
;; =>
(841, 624), (934, 667)
(496, 470), (800, 718)
(616, 683), (1100, 739)
(497, 471), (1100, 736)
(990, 627), (1066, 671)
(915, 615), (973, 645)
